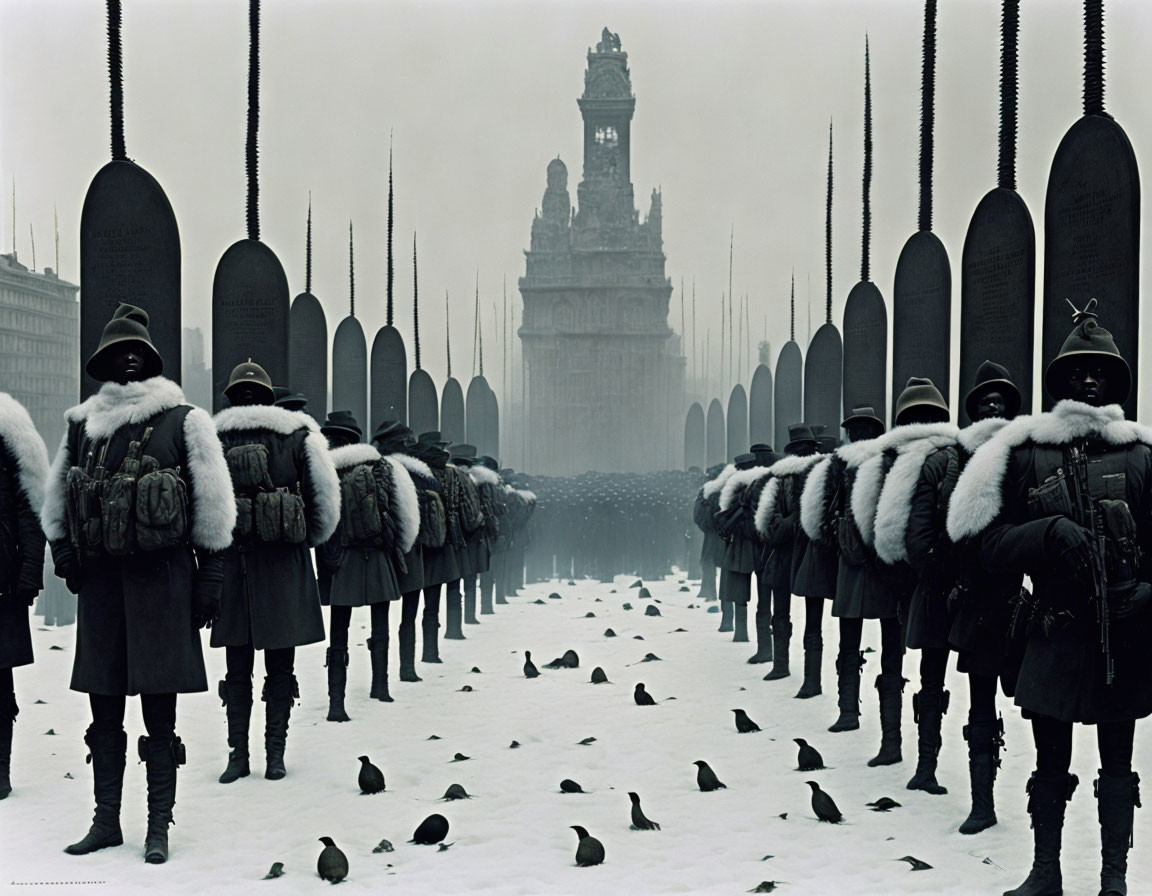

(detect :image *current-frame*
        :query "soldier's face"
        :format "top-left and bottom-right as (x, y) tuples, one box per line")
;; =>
(109, 344), (145, 384)
(974, 390), (1008, 421)
(1066, 364), (1108, 407)
(229, 383), (267, 407)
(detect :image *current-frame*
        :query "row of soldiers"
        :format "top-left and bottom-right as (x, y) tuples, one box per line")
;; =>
(0, 303), (535, 864)
(694, 303), (1150, 896)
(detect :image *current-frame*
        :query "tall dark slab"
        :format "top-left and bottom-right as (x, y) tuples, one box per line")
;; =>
(748, 365), (773, 447)
(726, 384), (748, 460)
(212, 239), (290, 411)
(482, 384), (500, 460)
(408, 368), (439, 437)
(842, 281), (888, 422)
(370, 325), (407, 428)
(706, 398), (725, 467)
(804, 324), (843, 440)
(892, 231), (949, 410)
(289, 291), (327, 422)
(774, 341), (802, 453)
(81, 160), (181, 399)
(960, 187), (1034, 424)
(466, 374), (497, 457)
(441, 377), (465, 443)
(1044, 116), (1139, 414)
(332, 315), (367, 440)
(684, 401), (705, 470)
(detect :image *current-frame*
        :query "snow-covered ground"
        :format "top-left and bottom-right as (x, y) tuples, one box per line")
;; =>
(3, 573), (1149, 895)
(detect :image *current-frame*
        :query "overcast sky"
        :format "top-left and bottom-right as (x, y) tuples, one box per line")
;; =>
(3, 0), (1151, 416)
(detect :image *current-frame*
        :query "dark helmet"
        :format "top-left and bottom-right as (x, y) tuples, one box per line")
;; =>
(893, 377), (949, 426)
(320, 409), (362, 444)
(1044, 299), (1131, 405)
(85, 303), (164, 382)
(964, 360), (1021, 421)
(224, 359), (275, 404)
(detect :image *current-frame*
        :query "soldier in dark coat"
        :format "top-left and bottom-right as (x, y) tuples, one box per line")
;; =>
(316, 411), (418, 714)
(715, 455), (769, 644)
(0, 393), (49, 800)
(693, 464), (725, 601)
(372, 421), (438, 683)
(459, 454), (503, 627)
(441, 446), (486, 640)
(42, 304), (234, 863)
(949, 304), (1152, 896)
(873, 361), (1022, 831)
(211, 361), (339, 784)
(757, 429), (820, 681)
(702, 464), (735, 627)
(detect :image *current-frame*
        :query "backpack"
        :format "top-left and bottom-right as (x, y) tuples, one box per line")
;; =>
(417, 489), (447, 548)
(226, 441), (306, 545)
(338, 459), (398, 550)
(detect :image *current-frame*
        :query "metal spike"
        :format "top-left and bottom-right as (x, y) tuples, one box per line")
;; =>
(862, 37), (872, 285)
(305, 193), (312, 294)
(412, 232), (420, 370)
(386, 133), (394, 327)
(1084, 0), (1105, 116)
(107, 0), (126, 161)
(998, 0), (1020, 190)
(445, 290), (452, 379)
(245, 0), (260, 242)
(826, 120), (834, 321)
(348, 220), (355, 318)
(919, 0), (937, 233)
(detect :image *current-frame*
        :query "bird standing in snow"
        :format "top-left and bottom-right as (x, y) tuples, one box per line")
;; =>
(794, 738), (825, 771)
(806, 781), (842, 823)
(357, 755), (385, 794)
(571, 826), (605, 866)
(628, 792), (661, 830)
(523, 651), (540, 678)
(317, 837), (348, 883)
(732, 709), (761, 733)
(694, 760), (727, 791)
(634, 683), (656, 705)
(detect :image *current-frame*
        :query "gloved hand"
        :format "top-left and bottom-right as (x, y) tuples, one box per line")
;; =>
(192, 550), (224, 629)
(1046, 517), (1095, 588)
(50, 540), (82, 595)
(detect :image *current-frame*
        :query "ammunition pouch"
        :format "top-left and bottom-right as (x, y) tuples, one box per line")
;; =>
(254, 488), (307, 545)
(417, 490), (447, 548)
(837, 514), (870, 568)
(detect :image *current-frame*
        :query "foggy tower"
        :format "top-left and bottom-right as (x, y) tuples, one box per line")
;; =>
(519, 28), (681, 474)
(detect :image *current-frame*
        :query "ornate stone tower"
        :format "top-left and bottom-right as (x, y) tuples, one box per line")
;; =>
(519, 29), (680, 474)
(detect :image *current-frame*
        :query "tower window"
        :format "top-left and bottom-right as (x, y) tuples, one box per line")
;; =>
(594, 125), (618, 147)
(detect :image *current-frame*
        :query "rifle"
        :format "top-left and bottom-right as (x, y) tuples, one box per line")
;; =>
(1068, 444), (1113, 685)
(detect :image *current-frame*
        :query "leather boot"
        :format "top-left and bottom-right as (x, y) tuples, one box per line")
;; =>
(747, 606), (773, 663)
(217, 676), (252, 783)
(1003, 772), (1078, 896)
(732, 602), (749, 642)
(828, 651), (864, 732)
(325, 648), (351, 722)
(718, 600), (734, 633)
(906, 687), (949, 794)
(366, 636), (393, 702)
(959, 717), (1004, 834)
(444, 580), (465, 639)
(64, 727), (126, 854)
(867, 673), (905, 767)
(262, 673), (297, 781)
(141, 734), (184, 864)
(399, 613), (422, 682)
(463, 576), (480, 624)
(0, 692), (15, 799)
(1096, 770), (1141, 896)
(764, 620), (793, 680)
(794, 631), (823, 699)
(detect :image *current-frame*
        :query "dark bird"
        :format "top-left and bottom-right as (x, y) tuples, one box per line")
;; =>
(585, 612), (596, 618)
(634, 683), (656, 706)
(628, 792), (661, 831)
(644, 605), (661, 616)
(867, 797), (902, 812)
(794, 738), (825, 771)
(442, 784), (471, 800)
(509, 740), (521, 749)
(458, 685), (473, 692)
(560, 779), (586, 794)
(549, 592), (562, 600)
(749, 884), (778, 894)
(523, 651), (540, 678)
(438, 842), (454, 852)
(640, 653), (662, 662)
(629, 579), (643, 588)
(577, 737), (597, 746)
(410, 813), (450, 845)
(427, 734), (442, 741)
(372, 839), (394, 853)
(733, 709), (761, 733)
(533, 599), (547, 605)
(450, 753), (470, 762)
(694, 760), (727, 792)
(898, 856), (933, 871)
(638, 588), (652, 599)
(263, 862), (285, 879)
(604, 628), (617, 638)
(807, 781), (842, 823)
(470, 666), (481, 673)
(571, 826), (605, 866)
(621, 603), (633, 611)
(562, 649), (580, 668)
(591, 667), (609, 684)
(317, 837), (349, 884)
(358, 755), (386, 794)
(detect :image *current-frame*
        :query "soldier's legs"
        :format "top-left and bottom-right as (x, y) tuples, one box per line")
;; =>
(366, 601), (392, 702)
(829, 617), (864, 732)
(908, 646), (950, 794)
(763, 575), (793, 681)
(398, 591), (422, 682)
(795, 595), (825, 698)
(960, 671), (1002, 834)
(747, 572), (773, 664)
(1096, 720), (1138, 896)
(138, 693), (181, 864)
(218, 645), (255, 783)
(0, 668), (14, 799)
(65, 694), (127, 855)
(261, 647), (297, 780)
(867, 617), (906, 766)
(326, 605), (353, 722)
(421, 584), (443, 663)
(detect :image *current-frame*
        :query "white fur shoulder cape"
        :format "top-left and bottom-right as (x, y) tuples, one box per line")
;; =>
(467, 464), (501, 487)
(41, 376), (236, 551)
(947, 401), (1152, 541)
(702, 464), (736, 500)
(797, 433), (889, 543)
(0, 392), (50, 513)
(719, 466), (770, 512)
(754, 453), (823, 537)
(328, 443), (420, 554)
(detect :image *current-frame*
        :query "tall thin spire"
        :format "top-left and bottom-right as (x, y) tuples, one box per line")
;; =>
(1083, 0), (1105, 116)
(998, 0), (1020, 190)
(790, 271), (795, 341)
(245, 0), (260, 241)
(691, 279), (697, 388)
(412, 232), (420, 370)
(919, 0), (937, 232)
(29, 224), (35, 271)
(386, 134), (394, 327)
(472, 271), (479, 378)
(9, 178), (14, 259)
(478, 300), (485, 377)
(445, 290), (452, 379)
(304, 193), (312, 293)
(826, 120), (834, 322)
(861, 38), (872, 284)
(728, 226), (734, 388)
(737, 292), (743, 380)
(503, 276), (508, 406)
(348, 220), (355, 318)
(720, 292), (726, 393)
(107, 0), (126, 161)
(54, 203), (59, 273)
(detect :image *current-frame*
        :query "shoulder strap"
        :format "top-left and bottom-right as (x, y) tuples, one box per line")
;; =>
(1032, 445), (1065, 486)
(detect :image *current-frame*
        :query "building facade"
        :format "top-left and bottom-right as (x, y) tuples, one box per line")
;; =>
(519, 29), (683, 474)
(0, 252), (79, 450)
